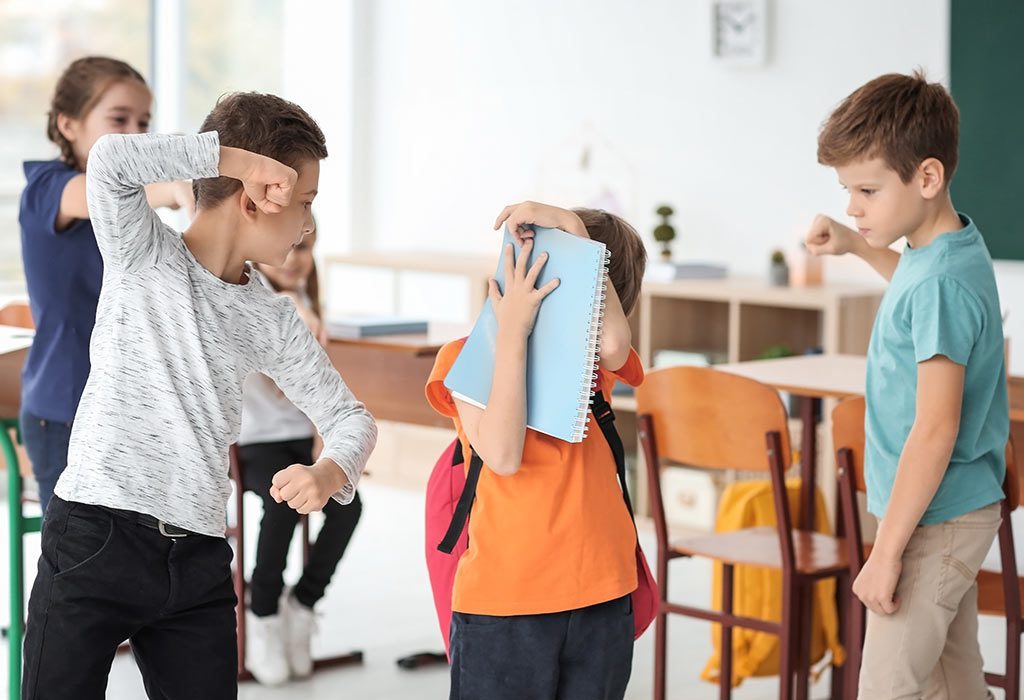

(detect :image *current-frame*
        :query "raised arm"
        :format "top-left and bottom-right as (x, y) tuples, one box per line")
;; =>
(805, 214), (901, 282)
(85, 132), (220, 270)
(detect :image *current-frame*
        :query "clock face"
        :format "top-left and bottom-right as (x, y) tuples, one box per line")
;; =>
(713, 0), (767, 64)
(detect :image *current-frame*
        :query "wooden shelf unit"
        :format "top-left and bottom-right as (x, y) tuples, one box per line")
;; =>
(637, 278), (883, 367)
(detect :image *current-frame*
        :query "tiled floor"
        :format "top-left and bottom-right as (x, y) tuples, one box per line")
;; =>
(1, 478), (1014, 699)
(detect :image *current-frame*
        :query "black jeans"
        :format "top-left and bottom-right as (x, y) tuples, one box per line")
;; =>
(23, 496), (237, 700)
(19, 408), (74, 515)
(239, 439), (362, 616)
(449, 594), (635, 700)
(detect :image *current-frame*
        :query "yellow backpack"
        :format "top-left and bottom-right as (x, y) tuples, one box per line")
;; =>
(701, 479), (846, 687)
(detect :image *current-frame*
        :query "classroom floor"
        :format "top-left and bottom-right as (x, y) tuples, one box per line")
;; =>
(0, 477), (1015, 699)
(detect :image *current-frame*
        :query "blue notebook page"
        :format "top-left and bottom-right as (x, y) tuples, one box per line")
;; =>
(444, 226), (608, 443)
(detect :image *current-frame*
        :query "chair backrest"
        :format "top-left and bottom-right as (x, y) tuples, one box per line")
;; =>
(635, 365), (792, 472)
(832, 396), (871, 583)
(636, 366), (797, 562)
(0, 302), (33, 330)
(831, 396), (866, 493)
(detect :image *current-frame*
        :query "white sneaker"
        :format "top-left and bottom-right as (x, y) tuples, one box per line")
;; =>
(282, 589), (317, 678)
(245, 610), (290, 686)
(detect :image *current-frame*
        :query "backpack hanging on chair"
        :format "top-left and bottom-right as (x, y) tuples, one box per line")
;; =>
(701, 479), (846, 687)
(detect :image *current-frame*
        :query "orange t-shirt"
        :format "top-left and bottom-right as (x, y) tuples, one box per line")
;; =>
(425, 338), (643, 616)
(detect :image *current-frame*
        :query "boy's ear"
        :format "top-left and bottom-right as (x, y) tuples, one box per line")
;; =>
(918, 157), (947, 199)
(238, 188), (260, 223)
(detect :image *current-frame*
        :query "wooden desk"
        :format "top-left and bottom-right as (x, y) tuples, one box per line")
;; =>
(325, 324), (466, 429)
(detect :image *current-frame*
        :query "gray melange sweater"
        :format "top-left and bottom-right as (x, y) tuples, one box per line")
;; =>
(55, 131), (377, 536)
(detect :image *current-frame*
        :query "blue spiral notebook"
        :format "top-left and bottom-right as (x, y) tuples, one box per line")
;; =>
(444, 226), (609, 443)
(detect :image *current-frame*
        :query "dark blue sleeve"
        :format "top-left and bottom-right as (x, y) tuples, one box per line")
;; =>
(19, 160), (82, 236)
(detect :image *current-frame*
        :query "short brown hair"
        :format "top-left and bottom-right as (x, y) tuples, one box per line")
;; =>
(574, 209), (647, 316)
(817, 70), (959, 185)
(194, 92), (328, 208)
(48, 56), (148, 170)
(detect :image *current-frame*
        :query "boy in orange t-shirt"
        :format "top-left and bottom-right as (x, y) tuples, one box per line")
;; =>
(426, 202), (647, 700)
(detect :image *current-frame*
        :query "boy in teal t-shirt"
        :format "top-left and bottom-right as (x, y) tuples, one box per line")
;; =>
(807, 71), (1007, 699)
(866, 215), (1006, 525)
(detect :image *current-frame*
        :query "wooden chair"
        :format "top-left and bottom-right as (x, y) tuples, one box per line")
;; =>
(226, 444), (363, 681)
(637, 366), (848, 700)
(831, 397), (868, 698)
(834, 396), (1021, 699)
(0, 301), (33, 330)
(978, 437), (1023, 697)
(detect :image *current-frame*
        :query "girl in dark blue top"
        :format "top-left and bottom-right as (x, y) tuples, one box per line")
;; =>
(19, 56), (193, 511)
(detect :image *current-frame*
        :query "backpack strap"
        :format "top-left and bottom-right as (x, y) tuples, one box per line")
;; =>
(437, 448), (482, 554)
(591, 388), (635, 521)
(436, 388), (634, 554)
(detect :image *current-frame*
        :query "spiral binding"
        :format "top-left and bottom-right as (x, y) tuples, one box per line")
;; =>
(572, 246), (611, 442)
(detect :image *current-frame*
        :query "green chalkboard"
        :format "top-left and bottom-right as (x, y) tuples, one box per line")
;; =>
(950, 0), (1024, 260)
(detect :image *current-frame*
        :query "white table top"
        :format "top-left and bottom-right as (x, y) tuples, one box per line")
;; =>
(716, 354), (867, 399)
(0, 325), (33, 356)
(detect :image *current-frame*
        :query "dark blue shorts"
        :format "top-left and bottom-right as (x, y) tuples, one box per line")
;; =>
(449, 594), (634, 700)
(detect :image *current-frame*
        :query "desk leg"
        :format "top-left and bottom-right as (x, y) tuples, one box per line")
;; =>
(799, 396), (818, 531)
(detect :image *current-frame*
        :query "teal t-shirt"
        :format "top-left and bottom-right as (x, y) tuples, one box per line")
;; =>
(865, 214), (1008, 525)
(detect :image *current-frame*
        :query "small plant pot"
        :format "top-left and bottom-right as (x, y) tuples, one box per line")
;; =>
(769, 262), (790, 287)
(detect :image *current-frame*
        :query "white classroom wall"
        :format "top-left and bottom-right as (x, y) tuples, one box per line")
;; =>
(282, 0), (1024, 371)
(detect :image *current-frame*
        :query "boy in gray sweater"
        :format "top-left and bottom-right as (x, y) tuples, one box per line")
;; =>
(22, 93), (377, 700)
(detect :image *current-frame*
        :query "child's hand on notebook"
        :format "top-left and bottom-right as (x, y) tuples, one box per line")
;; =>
(270, 459), (348, 514)
(495, 201), (589, 245)
(489, 238), (560, 337)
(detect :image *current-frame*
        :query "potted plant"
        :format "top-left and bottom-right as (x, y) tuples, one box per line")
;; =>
(653, 205), (676, 261)
(769, 249), (789, 286)
(757, 344), (795, 360)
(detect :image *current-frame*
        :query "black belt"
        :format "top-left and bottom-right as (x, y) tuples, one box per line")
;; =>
(101, 506), (198, 538)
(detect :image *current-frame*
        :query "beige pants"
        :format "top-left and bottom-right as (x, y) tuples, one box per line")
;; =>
(859, 502), (1002, 700)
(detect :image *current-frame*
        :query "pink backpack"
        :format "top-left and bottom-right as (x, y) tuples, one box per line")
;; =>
(424, 390), (658, 656)
(424, 437), (468, 654)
